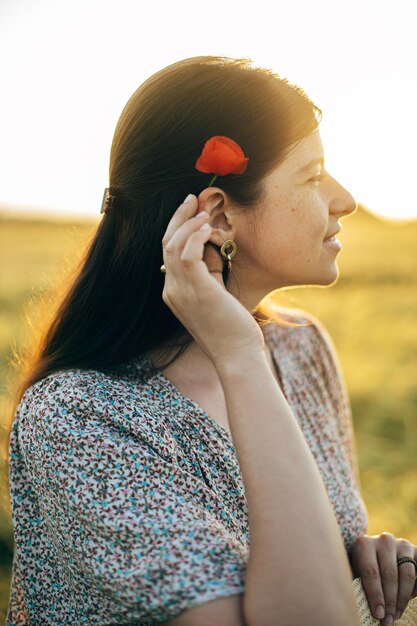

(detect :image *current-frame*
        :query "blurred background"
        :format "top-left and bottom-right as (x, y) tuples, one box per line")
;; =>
(1, 0), (416, 620)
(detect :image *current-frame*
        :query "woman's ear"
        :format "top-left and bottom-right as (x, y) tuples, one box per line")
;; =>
(197, 187), (235, 246)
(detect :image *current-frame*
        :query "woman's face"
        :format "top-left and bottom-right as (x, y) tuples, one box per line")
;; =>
(201, 127), (357, 310)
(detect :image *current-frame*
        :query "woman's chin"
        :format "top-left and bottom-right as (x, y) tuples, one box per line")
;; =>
(301, 263), (340, 288)
(319, 263), (340, 286)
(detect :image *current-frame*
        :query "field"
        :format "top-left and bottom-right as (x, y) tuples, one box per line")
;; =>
(0, 206), (416, 619)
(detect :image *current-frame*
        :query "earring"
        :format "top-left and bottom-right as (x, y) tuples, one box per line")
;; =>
(220, 239), (237, 271)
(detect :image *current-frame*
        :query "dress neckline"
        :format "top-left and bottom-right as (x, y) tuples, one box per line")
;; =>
(138, 324), (288, 444)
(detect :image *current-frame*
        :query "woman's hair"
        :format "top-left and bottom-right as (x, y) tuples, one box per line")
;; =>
(5, 55), (321, 457)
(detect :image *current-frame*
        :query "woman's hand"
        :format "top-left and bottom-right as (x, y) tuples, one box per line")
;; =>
(160, 194), (265, 366)
(350, 532), (417, 624)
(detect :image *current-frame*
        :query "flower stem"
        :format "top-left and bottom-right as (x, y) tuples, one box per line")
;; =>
(208, 175), (218, 187)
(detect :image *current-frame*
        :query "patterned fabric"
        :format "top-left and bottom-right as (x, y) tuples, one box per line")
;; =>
(6, 308), (369, 625)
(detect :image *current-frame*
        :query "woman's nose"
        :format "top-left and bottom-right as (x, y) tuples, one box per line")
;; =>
(330, 179), (358, 217)
(342, 190), (357, 216)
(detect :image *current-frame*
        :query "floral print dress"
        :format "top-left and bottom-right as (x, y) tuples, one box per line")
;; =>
(6, 308), (368, 625)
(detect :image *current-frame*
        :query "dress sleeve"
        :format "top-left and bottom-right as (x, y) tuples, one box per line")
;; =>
(18, 375), (248, 624)
(303, 314), (364, 493)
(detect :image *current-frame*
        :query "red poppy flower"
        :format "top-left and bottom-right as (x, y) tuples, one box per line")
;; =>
(195, 135), (249, 186)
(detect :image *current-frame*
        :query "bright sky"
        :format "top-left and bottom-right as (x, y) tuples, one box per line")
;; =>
(1, 0), (416, 221)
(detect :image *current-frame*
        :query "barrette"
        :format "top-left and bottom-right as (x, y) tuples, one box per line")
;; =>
(100, 188), (116, 214)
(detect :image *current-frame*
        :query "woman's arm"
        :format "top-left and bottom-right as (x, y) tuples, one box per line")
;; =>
(158, 196), (360, 624)
(216, 352), (361, 626)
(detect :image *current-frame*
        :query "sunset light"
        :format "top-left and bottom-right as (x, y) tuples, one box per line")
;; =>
(1, 0), (416, 221)
(1, 2), (417, 621)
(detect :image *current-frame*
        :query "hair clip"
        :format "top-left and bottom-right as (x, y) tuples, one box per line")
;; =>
(100, 188), (116, 214)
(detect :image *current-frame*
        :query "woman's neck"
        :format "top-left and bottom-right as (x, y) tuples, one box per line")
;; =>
(147, 336), (281, 391)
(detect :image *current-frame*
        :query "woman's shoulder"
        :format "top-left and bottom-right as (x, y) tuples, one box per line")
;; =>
(277, 306), (338, 355)
(15, 355), (165, 433)
(15, 356), (177, 460)
(263, 305), (340, 372)
(20, 355), (154, 406)
(262, 305), (327, 344)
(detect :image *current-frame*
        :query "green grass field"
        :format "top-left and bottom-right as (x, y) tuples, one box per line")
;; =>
(0, 206), (416, 618)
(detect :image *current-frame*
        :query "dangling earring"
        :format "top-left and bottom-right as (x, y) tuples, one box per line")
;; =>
(220, 239), (237, 271)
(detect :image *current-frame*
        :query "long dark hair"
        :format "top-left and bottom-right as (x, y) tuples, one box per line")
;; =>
(5, 55), (321, 457)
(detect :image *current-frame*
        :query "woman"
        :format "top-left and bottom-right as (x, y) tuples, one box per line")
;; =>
(6, 56), (416, 625)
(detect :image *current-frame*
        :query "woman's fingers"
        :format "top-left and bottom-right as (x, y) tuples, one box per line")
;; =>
(412, 547), (417, 598)
(162, 194), (200, 246)
(394, 541), (417, 620)
(352, 537), (387, 621)
(166, 210), (209, 254)
(352, 534), (417, 624)
(376, 534), (399, 624)
(159, 193), (265, 363)
(161, 218), (216, 334)
(163, 211), (213, 284)
(160, 194), (230, 293)
(178, 220), (214, 282)
(161, 195), (227, 292)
